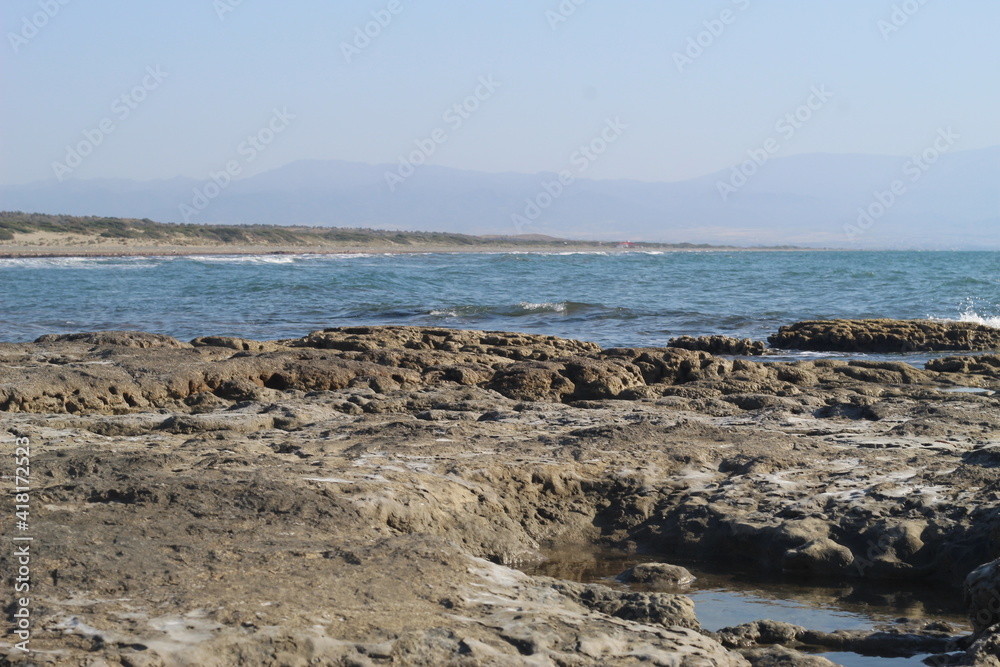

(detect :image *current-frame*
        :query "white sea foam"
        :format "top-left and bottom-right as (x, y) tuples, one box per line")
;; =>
(0, 256), (160, 269)
(501, 251), (610, 256)
(957, 310), (1000, 329)
(518, 301), (566, 312)
(186, 252), (374, 264)
(927, 306), (1000, 330)
(188, 254), (298, 265)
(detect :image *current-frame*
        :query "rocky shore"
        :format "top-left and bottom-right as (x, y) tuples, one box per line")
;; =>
(2, 322), (999, 665)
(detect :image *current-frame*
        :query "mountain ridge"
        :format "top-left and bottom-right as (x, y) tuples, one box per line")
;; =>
(2, 147), (996, 249)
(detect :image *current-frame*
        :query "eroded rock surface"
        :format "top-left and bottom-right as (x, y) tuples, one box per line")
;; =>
(669, 335), (767, 356)
(616, 562), (696, 589)
(967, 559), (1000, 636)
(0, 324), (996, 665)
(769, 318), (1000, 353)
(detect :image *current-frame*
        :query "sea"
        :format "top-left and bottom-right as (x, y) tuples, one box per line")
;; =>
(2, 250), (999, 355)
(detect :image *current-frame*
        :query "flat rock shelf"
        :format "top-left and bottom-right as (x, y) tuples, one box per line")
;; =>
(1, 324), (999, 666)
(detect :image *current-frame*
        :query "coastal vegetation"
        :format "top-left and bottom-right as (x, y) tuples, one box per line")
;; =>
(0, 211), (791, 250)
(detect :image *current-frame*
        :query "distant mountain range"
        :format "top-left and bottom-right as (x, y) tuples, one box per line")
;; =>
(2, 146), (997, 248)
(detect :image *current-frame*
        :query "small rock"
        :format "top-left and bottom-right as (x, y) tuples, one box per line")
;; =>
(616, 562), (696, 588)
(967, 558), (1000, 635)
(741, 646), (837, 666)
(669, 335), (767, 356)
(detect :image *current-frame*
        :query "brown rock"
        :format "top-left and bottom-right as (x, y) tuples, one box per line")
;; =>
(34, 330), (189, 348)
(616, 562), (696, 588)
(967, 559), (1000, 635)
(485, 361), (576, 402)
(769, 319), (1000, 353)
(669, 335), (767, 356)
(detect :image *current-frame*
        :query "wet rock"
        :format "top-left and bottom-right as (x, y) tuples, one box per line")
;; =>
(34, 330), (190, 348)
(741, 646), (837, 666)
(190, 335), (286, 352)
(797, 625), (961, 657)
(769, 319), (1000, 353)
(782, 538), (855, 575)
(284, 325), (601, 359)
(967, 559), (1000, 635)
(669, 335), (767, 356)
(548, 579), (701, 630)
(715, 620), (805, 648)
(616, 562), (696, 588)
(963, 628), (1000, 665)
(717, 619), (962, 658)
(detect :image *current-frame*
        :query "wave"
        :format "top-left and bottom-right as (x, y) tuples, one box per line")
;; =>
(517, 301), (567, 313)
(497, 251), (611, 257)
(927, 303), (1000, 330)
(186, 252), (377, 265)
(0, 256), (167, 270)
(187, 254), (299, 265)
(427, 301), (615, 319)
(956, 310), (1000, 329)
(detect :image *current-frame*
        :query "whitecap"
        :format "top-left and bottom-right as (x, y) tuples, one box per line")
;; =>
(187, 254), (298, 265)
(957, 310), (1000, 329)
(0, 256), (166, 270)
(517, 301), (567, 313)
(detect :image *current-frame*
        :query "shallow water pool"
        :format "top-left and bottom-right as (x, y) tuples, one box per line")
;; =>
(521, 549), (971, 667)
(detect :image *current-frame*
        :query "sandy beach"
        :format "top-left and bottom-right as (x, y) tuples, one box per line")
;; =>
(0, 228), (807, 258)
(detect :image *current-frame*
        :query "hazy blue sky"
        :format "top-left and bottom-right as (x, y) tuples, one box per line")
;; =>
(2, 0), (997, 185)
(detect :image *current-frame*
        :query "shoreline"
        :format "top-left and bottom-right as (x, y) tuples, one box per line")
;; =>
(1, 244), (991, 259)
(0, 242), (833, 258)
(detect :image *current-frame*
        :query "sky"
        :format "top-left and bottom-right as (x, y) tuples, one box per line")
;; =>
(1, 0), (998, 186)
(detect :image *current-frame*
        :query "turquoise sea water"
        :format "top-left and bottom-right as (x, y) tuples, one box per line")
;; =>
(1, 250), (999, 345)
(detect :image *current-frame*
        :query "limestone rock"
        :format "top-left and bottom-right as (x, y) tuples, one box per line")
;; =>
(34, 330), (189, 348)
(782, 538), (855, 575)
(968, 559), (1000, 635)
(741, 646), (838, 666)
(616, 562), (696, 589)
(769, 319), (1000, 353)
(669, 335), (767, 356)
(548, 579), (701, 630)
